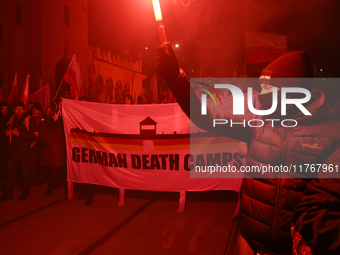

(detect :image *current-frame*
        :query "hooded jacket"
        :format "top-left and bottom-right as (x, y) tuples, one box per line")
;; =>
(167, 70), (340, 254)
(293, 149), (340, 255)
(6, 113), (38, 161)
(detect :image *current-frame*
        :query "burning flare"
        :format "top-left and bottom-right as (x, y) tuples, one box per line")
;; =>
(152, 0), (162, 21)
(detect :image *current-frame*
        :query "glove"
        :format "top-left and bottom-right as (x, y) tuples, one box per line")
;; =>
(156, 42), (180, 83)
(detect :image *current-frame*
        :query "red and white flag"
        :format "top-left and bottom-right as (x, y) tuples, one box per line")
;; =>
(28, 83), (52, 114)
(63, 55), (85, 100)
(245, 30), (287, 64)
(39, 77), (44, 89)
(146, 74), (158, 103)
(19, 73), (30, 107)
(7, 73), (18, 106)
(4, 70), (12, 98)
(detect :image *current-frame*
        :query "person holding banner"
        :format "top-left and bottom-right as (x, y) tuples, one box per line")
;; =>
(0, 101), (11, 196)
(0, 101), (39, 201)
(155, 43), (340, 255)
(31, 102), (45, 186)
(38, 105), (67, 197)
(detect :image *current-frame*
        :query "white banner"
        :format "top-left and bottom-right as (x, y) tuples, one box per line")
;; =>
(62, 99), (244, 193)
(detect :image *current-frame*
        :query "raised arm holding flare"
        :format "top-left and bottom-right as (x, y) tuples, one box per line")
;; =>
(156, 42), (340, 255)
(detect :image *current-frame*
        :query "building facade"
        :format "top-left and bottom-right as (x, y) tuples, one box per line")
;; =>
(90, 46), (146, 104)
(0, 0), (88, 94)
(0, 0), (145, 103)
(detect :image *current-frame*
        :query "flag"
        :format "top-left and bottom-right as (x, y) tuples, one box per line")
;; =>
(146, 74), (158, 103)
(7, 73), (18, 106)
(63, 54), (85, 100)
(28, 83), (52, 114)
(4, 69), (12, 99)
(39, 77), (44, 89)
(245, 30), (287, 64)
(19, 73), (30, 107)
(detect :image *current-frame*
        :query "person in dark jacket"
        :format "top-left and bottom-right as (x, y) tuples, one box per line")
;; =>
(27, 101), (34, 116)
(292, 148), (340, 255)
(31, 102), (44, 128)
(156, 43), (340, 254)
(39, 106), (67, 196)
(0, 101), (11, 196)
(31, 102), (45, 186)
(0, 101), (38, 201)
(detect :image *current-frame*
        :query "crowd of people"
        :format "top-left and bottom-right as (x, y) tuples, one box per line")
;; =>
(0, 100), (68, 202)
(0, 43), (339, 254)
(0, 84), (176, 206)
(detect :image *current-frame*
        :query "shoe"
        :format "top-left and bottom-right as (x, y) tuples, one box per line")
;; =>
(0, 195), (13, 201)
(44, 190), (53, 196)
(34, 181), (45, 186)
(54, 183), (61, 190)
(19, 194), (29, 200)
(84, 197), (94, 205)
(78, 194), (86, 200)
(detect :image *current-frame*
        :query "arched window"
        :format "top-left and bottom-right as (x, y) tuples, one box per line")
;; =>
(115, 80), (123, 104)
(93, 75), (104, 100)
(106, 78), (114, 103)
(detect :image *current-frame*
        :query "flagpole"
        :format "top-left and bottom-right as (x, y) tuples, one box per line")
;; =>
(53, 79), (64, 102)
(244, 31), (247, 93)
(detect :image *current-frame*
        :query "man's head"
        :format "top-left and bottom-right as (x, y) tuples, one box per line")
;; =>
(62, 91), (69, 98)
(124, 94), (133, 104)
(12, 101), (26, 118)
(27, 101), (34, 110)
(259, 50), (314, 94)
(1, 105), (9, 116)
(31, 102), (42, 117)
(0, 101), (10, 116)
(46, 106), (52, 117)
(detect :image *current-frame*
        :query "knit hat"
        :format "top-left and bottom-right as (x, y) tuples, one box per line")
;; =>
(259, 51), (314, 88)
(12, 101), (26, 110)
(32, 102), (42, 112)
(0, 100), (10, 109)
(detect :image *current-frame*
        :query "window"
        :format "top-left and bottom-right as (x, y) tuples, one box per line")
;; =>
(15, 3), (22, 25)
(64, 6), (70, 26)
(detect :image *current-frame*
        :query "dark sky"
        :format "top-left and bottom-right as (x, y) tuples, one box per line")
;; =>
(88, 0), (340, 77)
(88, 0), (158, 56)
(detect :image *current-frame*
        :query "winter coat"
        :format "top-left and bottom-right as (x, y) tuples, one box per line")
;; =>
(293, 148), (340, 255)
(38, 117), (65, 167)
(6, 114), (38, 162)
(0, 112), (10, 153)
(32, 112), (44, 128)
(168, 70), (340, 254)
